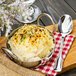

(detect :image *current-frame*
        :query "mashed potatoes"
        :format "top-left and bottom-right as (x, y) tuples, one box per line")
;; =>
(8, 24), (55, 62)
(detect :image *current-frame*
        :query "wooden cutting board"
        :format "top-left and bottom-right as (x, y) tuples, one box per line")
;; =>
(0, 20), (76, 76)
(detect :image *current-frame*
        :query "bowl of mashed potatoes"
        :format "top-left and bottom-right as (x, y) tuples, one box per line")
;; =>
(3, 13), (56, 68)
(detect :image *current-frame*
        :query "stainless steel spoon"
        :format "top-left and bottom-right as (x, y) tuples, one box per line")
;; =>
(54, 14), (73, 72)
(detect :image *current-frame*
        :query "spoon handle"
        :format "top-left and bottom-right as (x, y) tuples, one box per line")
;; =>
(54, 37), (64, 72)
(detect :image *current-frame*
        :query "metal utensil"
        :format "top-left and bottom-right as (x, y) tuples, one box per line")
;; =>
(54, 14), (73, 72)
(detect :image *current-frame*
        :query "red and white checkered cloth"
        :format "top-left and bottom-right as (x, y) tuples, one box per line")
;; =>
(34, 32), (75, 76)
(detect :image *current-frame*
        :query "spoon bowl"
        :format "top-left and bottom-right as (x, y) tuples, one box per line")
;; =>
(58, 14), (73, 37)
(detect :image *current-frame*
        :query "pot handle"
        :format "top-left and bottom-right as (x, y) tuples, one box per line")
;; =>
(37, 13), (56, 33)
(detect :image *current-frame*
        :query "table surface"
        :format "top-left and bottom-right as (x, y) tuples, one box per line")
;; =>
(0, 20), (76, 76)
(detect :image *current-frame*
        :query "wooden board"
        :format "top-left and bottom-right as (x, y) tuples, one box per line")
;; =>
(0, 20), (76, 76)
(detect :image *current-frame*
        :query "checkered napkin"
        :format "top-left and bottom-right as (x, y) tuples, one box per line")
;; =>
(34, 32), (75, 76)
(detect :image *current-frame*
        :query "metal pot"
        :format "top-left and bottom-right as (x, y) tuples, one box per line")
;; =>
(2, 13), (56, 68)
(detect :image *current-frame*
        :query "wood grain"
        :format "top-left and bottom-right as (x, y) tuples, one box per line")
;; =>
(0, 53), (45, 76)
(0, 63), (21, 76)
(0, 20), (76, 76)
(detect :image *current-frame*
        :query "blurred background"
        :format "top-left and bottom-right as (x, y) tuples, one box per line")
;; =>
(1, 0), (76, 36)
